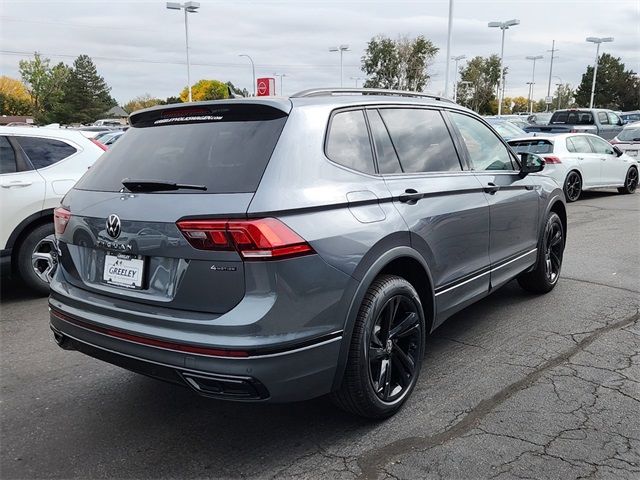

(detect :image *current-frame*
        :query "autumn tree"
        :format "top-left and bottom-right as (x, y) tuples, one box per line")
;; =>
(456, 55), (502, 114)
(180, 79), (229, 102)
(124, 93), (165, 113)
(361, 35), (439, 91)
(19, 53), (69, 123)
(0, 76), (33, 115)
(510, 96), (529, 114)
(574, 53), (639, 110)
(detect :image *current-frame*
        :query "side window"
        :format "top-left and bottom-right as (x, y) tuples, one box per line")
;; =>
(366, 110), (402, 174)
(0, 136), (17, 174)
(449, 112), (515, 171)
(14, 136), (78, 169)
(587, 136), (614, 155)
(597, 112), (609, 125)
(607, 112), (620, 126)
(378, 108), (461, 173)
(326, 110), (375, 174)
(566, 136), (593, 154)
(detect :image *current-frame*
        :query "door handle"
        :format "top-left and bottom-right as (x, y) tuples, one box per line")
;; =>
(0, 181), (33, 188)
(398, 189), (423, 204)
(483, 183), (500, 195)
(576, 157), (584, 160)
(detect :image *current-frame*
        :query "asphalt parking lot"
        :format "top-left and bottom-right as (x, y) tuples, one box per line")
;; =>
(1, 190), (638, 480)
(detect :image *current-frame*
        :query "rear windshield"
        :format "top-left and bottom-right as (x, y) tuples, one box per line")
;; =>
(550, 111), (593, 125)
(75, 104), (287, 194)
(508, 139), (554, 154)
(618, 127), (640, 142)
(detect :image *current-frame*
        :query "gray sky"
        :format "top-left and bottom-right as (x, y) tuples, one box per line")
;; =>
(1, 0), (638, 104)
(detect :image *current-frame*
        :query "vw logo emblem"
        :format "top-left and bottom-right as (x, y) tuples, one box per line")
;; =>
(106, 214), (121, 239)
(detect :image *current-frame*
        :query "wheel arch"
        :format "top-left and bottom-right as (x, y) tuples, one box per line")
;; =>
(7, 209), (54, 268)
(331, 246), (436, 391)
(548, 197), (567, 242)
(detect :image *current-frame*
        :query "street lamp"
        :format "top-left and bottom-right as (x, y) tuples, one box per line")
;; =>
(166, 1), (200, 103)
(443, 0), (455, 98)
(586, 36), (613, 108)
(488, 19), (520, 116)
(329, 45), (349, 87)
(526, 55), (543, 114)
(273, 73), (287, 96)
(238, 54), (256, 96)
(451, 54), (466, 103)
(350, 76), (365, 87)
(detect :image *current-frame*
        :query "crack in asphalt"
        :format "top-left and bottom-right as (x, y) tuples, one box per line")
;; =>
(354, 310), (640, 480)
(561, 276), (640, 295)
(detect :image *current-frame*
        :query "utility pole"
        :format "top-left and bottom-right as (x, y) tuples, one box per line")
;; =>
(545, 40), (558, 111)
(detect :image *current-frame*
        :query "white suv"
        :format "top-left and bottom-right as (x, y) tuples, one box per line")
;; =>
(1, 127), (106, 294)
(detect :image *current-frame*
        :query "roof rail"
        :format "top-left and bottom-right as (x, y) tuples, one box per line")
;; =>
(291, 88), (454, 103)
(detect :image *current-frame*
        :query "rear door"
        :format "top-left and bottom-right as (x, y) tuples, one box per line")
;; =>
(565, 135), (599, 186)
(57, 103), (289, 315)
(370, 107), (491, 321)
(447, 111), (539, 289)
(606, 112), (624, 140)
(0, 136), (46, 250)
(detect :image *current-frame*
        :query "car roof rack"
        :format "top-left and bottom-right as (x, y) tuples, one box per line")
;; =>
(291, 88), (454, 103)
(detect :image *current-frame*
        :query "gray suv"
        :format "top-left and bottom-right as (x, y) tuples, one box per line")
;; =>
(49, 89), (566, 418)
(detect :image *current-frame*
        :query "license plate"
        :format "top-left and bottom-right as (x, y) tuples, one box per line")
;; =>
(103, 253), (145, 289)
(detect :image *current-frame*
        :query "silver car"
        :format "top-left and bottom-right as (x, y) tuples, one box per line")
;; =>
(49, 89), (566, 418)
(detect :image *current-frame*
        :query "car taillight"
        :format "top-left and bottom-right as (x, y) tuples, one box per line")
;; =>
(54, 207), (71, 235)
(90, 138), (108, 151)
(543, 156), (562, 164)
(177, 218), (314, 260)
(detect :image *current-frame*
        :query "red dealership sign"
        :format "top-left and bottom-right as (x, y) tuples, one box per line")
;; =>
(257, 77), (275, 96)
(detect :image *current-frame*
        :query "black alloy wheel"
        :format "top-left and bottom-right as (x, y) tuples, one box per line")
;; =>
(564, 171), (582, 202)
(367, 295), (422, 403)
(544, 219), (563, 284)
(618, 167), (638, 194)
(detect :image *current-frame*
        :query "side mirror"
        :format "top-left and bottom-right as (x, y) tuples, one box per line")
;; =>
(613, 145), (623, 157)
(519, 152), (545, 178)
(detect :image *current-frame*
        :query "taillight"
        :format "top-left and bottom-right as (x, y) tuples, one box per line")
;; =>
(543, 156), (562, 164)
(54, 207), (71, 235)
(90, 138), (107, 151)
(177, 218), (314, 260)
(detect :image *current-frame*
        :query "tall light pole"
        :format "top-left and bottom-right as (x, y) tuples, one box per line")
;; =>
(238, 54), (256, 96)
(488, 19), (520, 116)
(329, 45), (349, 87)
(273, 73), (287, 96)
(545, 40), (558, 111)
(350, 76), (365, 87)
(586, 36), (613, 108)
(526, 55), (543, 114)
(443, 0), (455, 98)
(451, 54), (465, 103)
(166, 1), (200, 103)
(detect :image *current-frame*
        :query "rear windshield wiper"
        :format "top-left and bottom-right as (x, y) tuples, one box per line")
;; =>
(122, 179), (207, 192)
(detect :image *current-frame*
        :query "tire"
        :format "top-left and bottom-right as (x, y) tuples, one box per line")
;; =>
(563, 171), (582, 202)
(331, 274), (425, 419)
(16, 223), (56, 296)
(617, 167), (638, 194)
(518, 212), (564, 294)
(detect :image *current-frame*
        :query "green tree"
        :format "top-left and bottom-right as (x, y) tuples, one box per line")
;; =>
(55, 54), (116, 124)
(0, 76), (33, 115)
(456, 55), (502, 114)
(361, 35), (439, 91)
(510, 96), (529, 114)
(551, 83), (575, 110)
(124, 93), (165, 113)
(180, 79), (229, 102)
(19, 53), (69, 123)
(165, 96), (182, 104)
(574, 53), (639, 110)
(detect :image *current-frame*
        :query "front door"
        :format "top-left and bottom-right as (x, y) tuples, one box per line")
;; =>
(447, 112), (540, 290)
(587, 135), (629, 185)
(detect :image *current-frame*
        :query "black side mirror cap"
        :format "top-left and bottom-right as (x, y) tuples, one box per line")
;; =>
(613, 145), (623, 157)
(519, 152), (545, 178)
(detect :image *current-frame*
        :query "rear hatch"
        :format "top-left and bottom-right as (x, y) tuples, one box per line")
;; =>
(56, 101), (290, 314)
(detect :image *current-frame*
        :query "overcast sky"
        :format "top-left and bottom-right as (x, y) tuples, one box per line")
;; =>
(1, 0), (638, 104)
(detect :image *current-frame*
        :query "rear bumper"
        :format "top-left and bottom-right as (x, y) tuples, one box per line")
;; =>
(49, 307), (342, 402)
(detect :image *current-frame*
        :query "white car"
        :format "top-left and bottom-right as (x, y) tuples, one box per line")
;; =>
(611, 123), (640, 159)
(508, 133), (638, 202)
(0, 127), (105, 294)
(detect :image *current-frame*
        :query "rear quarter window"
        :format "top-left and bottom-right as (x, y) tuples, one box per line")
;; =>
(15, 136), (78, 169)
(325, 110), (375, 174)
